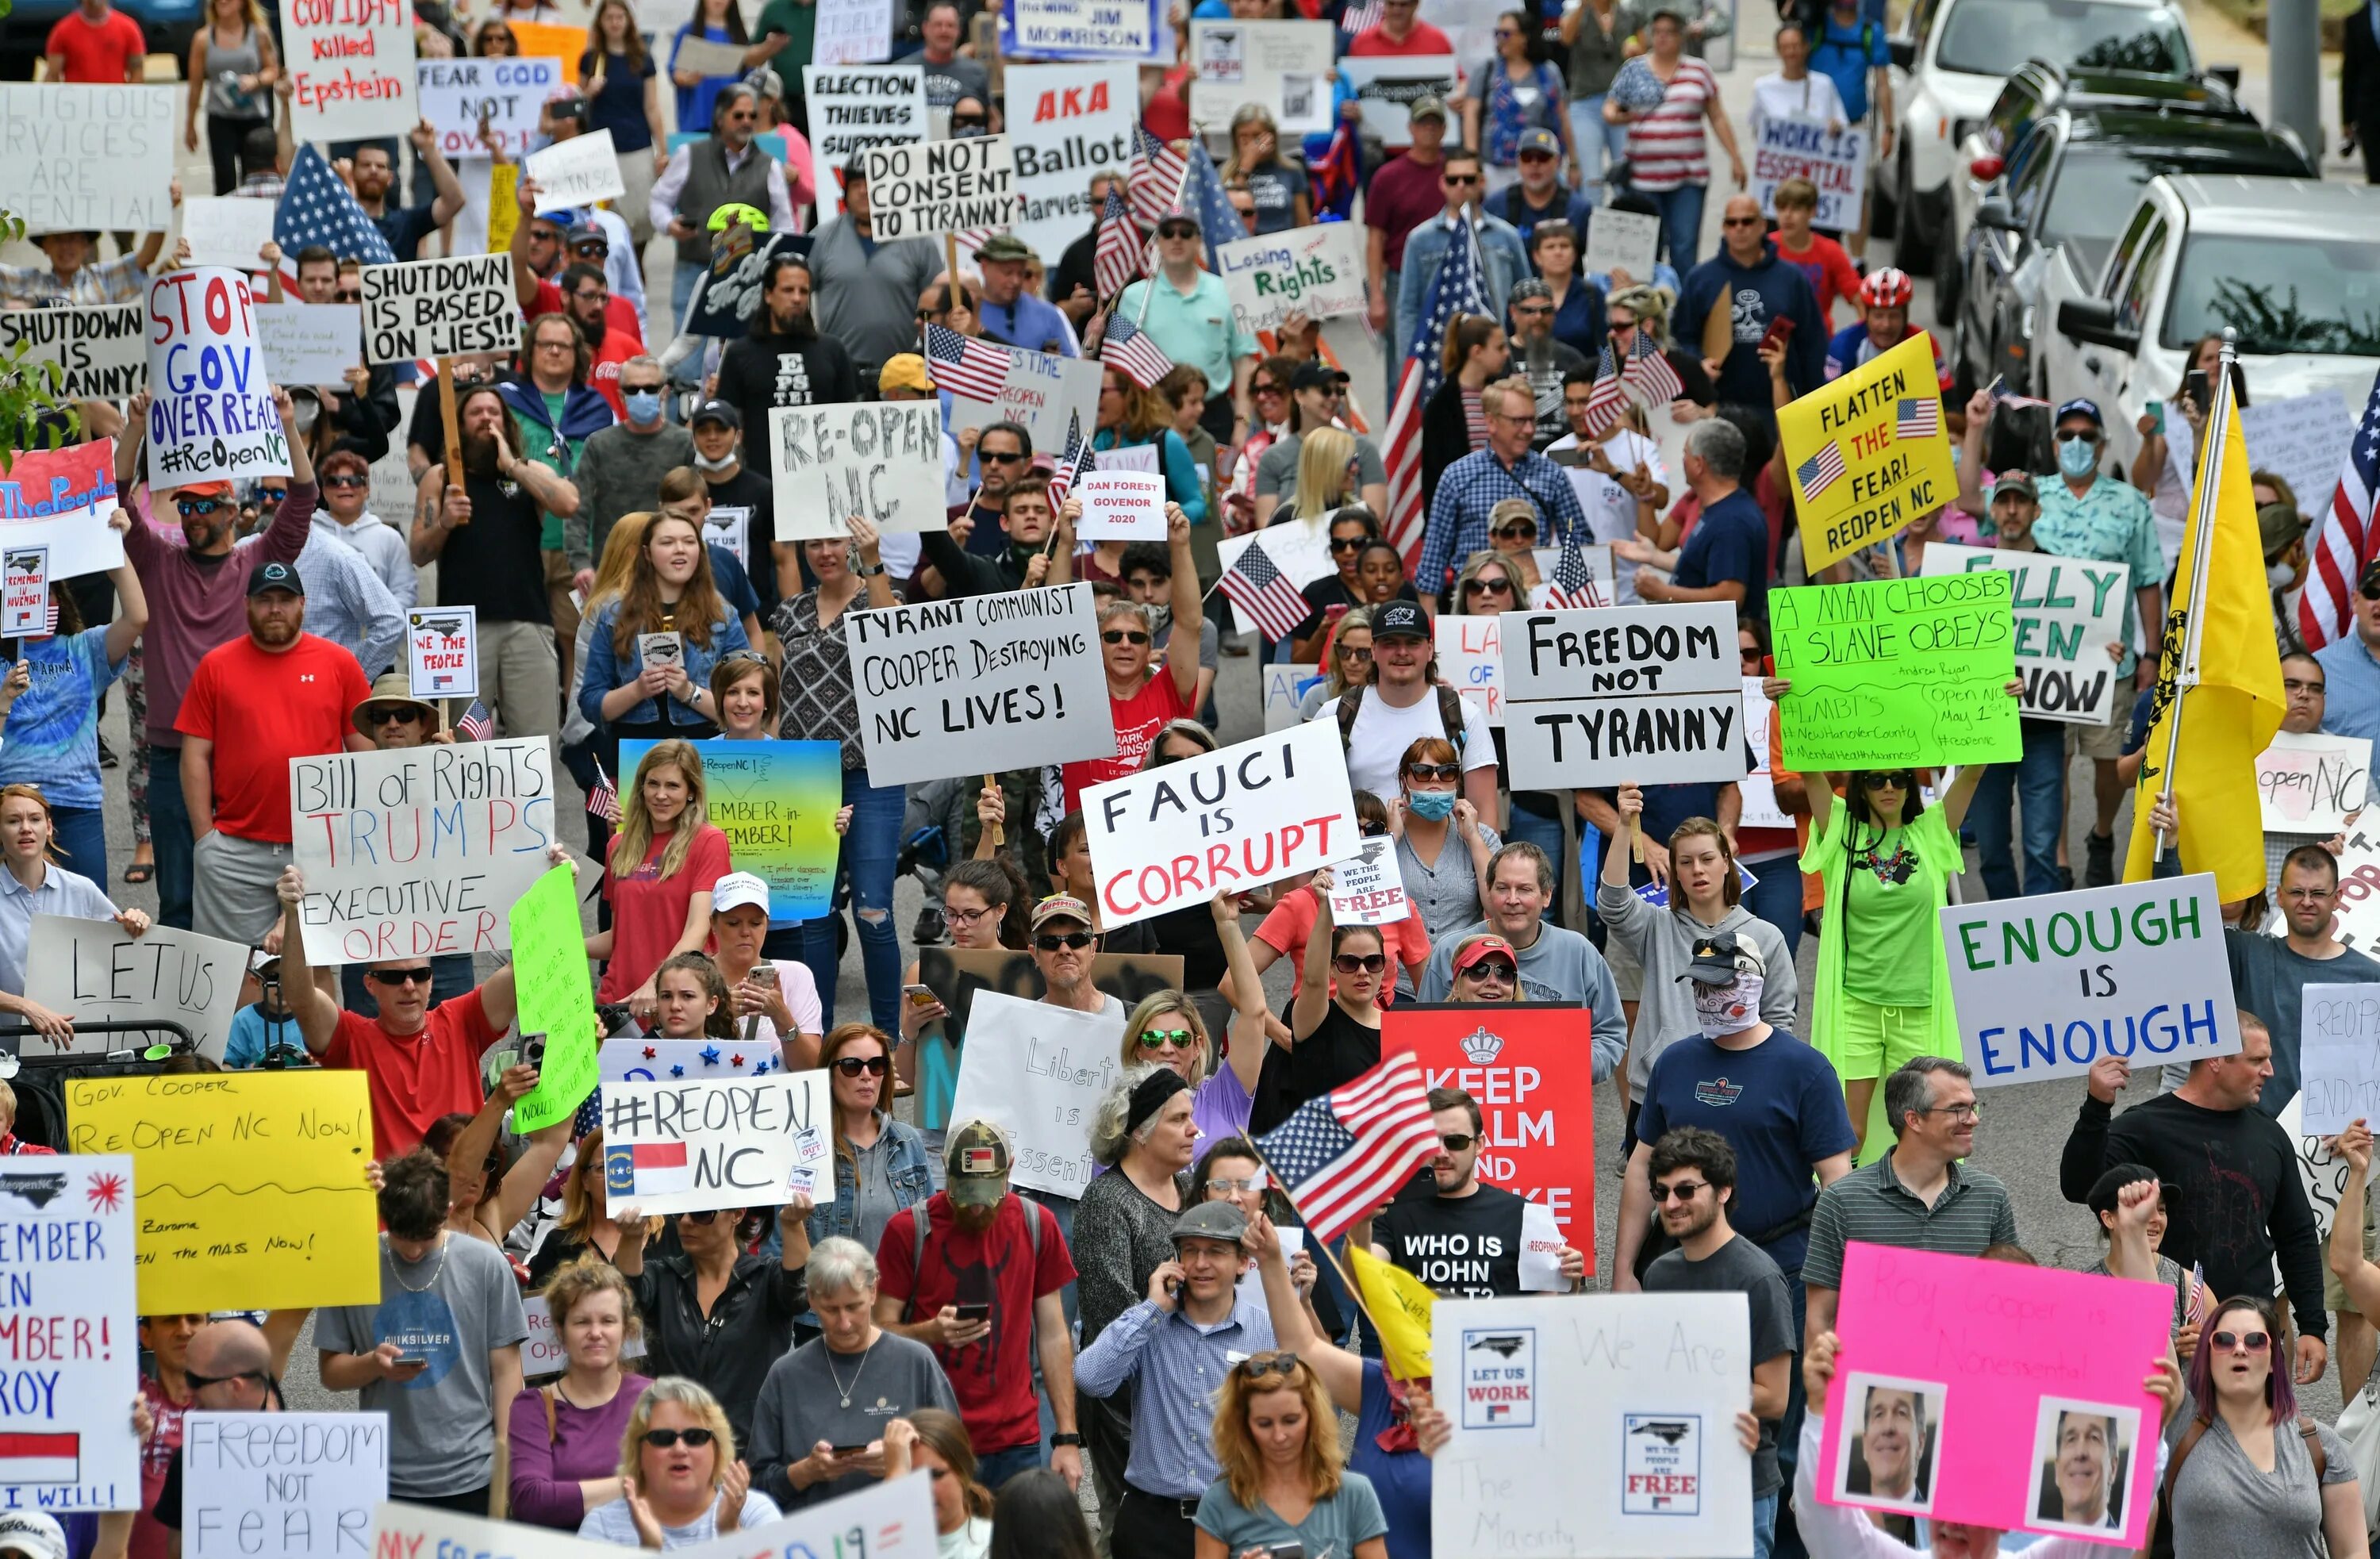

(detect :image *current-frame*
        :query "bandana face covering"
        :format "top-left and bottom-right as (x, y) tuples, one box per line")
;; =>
(1694, 970), (1764, 1038)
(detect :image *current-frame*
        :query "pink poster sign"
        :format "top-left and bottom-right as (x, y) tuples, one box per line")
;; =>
(1818, 1242), (2172, 1548)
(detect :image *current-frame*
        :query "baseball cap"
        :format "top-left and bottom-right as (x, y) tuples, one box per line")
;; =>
(711, 871), (770, 916)
(534, 205), (582, 231)
(1450, 934), (1517, 973)
(1680, 929), (1765, 985)
(2054, 397), (2104, 429)
(1372, 600), (1430, 640)
(247, 560), (304, 597)
(1990, 469), (2037, 503)
(744, 65), (785, 100)
(564, 221), (608, 251)
(1408, 94), (1449, 123)
(1031, 894), (1096, 932)
(689, 400), (742, 432)
(175, 479), (233, 499)
(1157, 205), (1202, 232)
(880, 353), (936, 395)
(946, 1119), (1012, 1207)
(0, 1511), (67, 1559)
(1288, 360), (1346, 394)
(2085, 1162), (2165, 1218)
(1516, 127), (1560, 159)
(974, 233), (1032, 263)
(1511, 278), (1553, 305)
(1170, 1199), (1249, 1248)
(2260, 501), (2307, 563)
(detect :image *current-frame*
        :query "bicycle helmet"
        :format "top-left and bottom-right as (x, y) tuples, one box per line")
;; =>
(1860, 267), (1913, 309)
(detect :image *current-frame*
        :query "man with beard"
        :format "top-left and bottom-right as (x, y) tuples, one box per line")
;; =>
(1367, 1088), (1583, 1297)
(874, 1119), (1083, 1492)
(412, 381), (580, 739)
(1508, 278), (1591, 447)
(809, 162), (941, 391)
(508, 185), (647, 372)
(715, 255), (858, 485)
(2037, 1408), (2119, 1529)
(578, 355), (693, 563)
(175, 559), (374, 946)
(497, 313), (610, 707)
(346, 124), (466, 263)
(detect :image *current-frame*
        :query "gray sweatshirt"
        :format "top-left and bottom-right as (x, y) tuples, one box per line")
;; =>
(1416, 920), (1628, 1083)
(1596, 881), (1798, 1102)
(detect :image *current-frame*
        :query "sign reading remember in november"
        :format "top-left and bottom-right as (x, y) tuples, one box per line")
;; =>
(1769, 574), (2021, 770)
(1919, 543), (2130, 725)
(359, 254), (520, 365)
(859, 136), (1022, 240)
(1499, 602), (1747, 787)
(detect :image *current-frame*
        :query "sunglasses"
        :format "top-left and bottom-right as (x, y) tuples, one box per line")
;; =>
(1438, 1132), (1477, 1153)
(1235, 1351), (1301, 1380)
(1460, 959), (1517, 981)
(367, 966), (435, 985)
(1329, 536), (1368, 552)
(1465, 577), (1515, 595)
(322, 474), (369, 490)
(1513, 303), (1553, 317)
(641, 1428), (718, 1449)
(981, 450), (1026, 463)
(1860, 774), (1909, 791)
(1103, 630), (1151, 645)
(1359, 821), (1388, 838)
(1158, 225), (1199, 239)
(334, 289), (362, 303)
(1253, 382), (1285, 397)
(1036, 931), (1093, 951)
(1442, 174), (1480, 187)
(1493, 523), (1537, 540)
(1407, 762), (1462, 783)
(1653, 1179), (1709, 1203)
(719, 648), (768, 666)
(681, 1209), (727, 1225)
(1722, 215), (1761, 228)
(1339, 645), (1373, 661)
(1330, 952), (1387, 974)
(185, 1367), (271, 1392)
(370, 706), (424, 724)
(175, 497), (228, 517)
(831, 1054), (891, 1077)
(2212, 1330), (2271, 1352)
(1137, 1027), (1196, 1049)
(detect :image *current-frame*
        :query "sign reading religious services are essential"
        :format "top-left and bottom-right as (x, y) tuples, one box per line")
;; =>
(945, 990), (1121, 1200)
(359, 255), (520, 365)
(0, 86), (177, 234)
(770, 401), (948, 542)
(255, 304), (366, 389)
(0, 439), (123, 581)
(1215, 225), (1367, 338)
(1005, 65), (1138, 260)
(0, 1154), (140, 1514)
(1779, 331), (1958, 571)
(147, 267), (290, 488)
(1499, 602), (1748, 787)
(0, 306), (145, 402)
(286, 0), (417, 142)
(1917, 543), (2129, 725)
(1941, 874), (2240, 1088)
(1385, 1004), (1595, 1247)
(860, 136), (1021, 240)
(25, 915), (248, 1062)
(601, 1072), (836, 1215)
(184, 1411), (388, 1559)
(288, 738), (558, 963)
(1769, 574), (2021, 769)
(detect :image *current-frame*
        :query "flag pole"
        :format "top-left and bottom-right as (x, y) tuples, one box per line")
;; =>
(2151, 327), (2236, 861)
(1129, 152), (1199, 336)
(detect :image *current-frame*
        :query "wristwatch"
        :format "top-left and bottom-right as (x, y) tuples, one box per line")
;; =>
(855, 560), (887, 577)
(1050, 1433), (1085, 1448)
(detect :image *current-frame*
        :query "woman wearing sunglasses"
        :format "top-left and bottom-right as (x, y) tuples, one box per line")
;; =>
(1296, 604), (1376, 720)
(1118, 896), (1272, 1145)
(1194, 1346), (1392, 1559)
(509, 1259), (654, 1531)
(580, 1377), (777, 1545)
(1392, 739), (1499, 944)
(1445, 933), (1524, 1003)
(1259, 868), (1385, 1133)
(801, 1024), (933, 1282)
(1054, 506), (1200, 816)
(1288, 516), (1384, 664)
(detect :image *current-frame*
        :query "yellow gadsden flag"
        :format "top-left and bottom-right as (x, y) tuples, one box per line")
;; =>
(1349, 1242), (1435, 1380)
(2124, 394), (2284, 897)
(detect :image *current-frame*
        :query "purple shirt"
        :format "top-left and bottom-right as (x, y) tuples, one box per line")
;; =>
(1193, 1066), (1253, 1145)
(121, 482), (315, 746)
(507, 1372), (654, 1529)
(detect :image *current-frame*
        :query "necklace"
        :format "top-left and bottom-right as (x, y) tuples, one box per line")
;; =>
(826, 1337), (872, 1408)
(387, 1232), (447, 1293)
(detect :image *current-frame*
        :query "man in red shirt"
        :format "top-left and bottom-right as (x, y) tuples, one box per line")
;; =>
(176, 557), (374, 947)
(1055, 498), (1200, 812)
(1365, 96), (1452, 346)
(874, 1120), (1082, 1492)
(1346, 0), (1453, 56)
(44, 0), (144, 83)
(511, 193), (647, 349)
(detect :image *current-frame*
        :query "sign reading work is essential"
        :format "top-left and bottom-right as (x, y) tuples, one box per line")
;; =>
(1918, 543), (2129, 725)
(1769, 573), (2021, 769)
(1215, 225), (1368, 338)
(0, 86), (178, 234)
(601, 1072), (835, 1215)
(1752, 115), (1864, 231)
(0, 1154), (140, 1513)
(183, 1411), (388, 1559)
(1499, 602), (1747, 787)
(1941, 874), (2239, 1087)
(0, 439), (124, 581)
(0, 305), (144, 401)
(945, 990), (1123, 1200)
(148, 267), (290, 488)
(859, 136), (1022, 240)
(770, 401), (948, 541)
(1779, 330), (1958, 571)
(25, 915), (248, 1062)
(359, 254), (520, 365)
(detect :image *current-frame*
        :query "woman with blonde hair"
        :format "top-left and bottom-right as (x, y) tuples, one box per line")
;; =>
(1222, 103), (1311, 232)
(1288, 425), (1361, 524)
(1194, 1350), (1389, 1559)
(586, 739), (731, 1015)
(578, 1377), (777, 1546)
(185, 0), (278, 194)
(884, 1410), (995, 1557)
(581, 511), (750, 741)
(528, 1131), (655, 1287)
(1123, 891), (1272, 1143)
(510, 1259), (654, 1530)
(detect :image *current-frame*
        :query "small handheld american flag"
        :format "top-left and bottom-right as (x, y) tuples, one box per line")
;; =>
(455, 699), (493, 742)
(1578, 345), (1630, 440)
(2185, 1261), (2207, 1327)
(1254, 1052), (1441, 1243)
(925, 322), (1011, 402)
(1541, 526), (1609, 609)
(1218, 537), (1312, 644)
(1622, 331), (1683, 406)
(1100, 313), (1177, 391)
(1093, 185), (1142, 303)
(587, 758), (622, 825)
(1049, 410), (1095, 506)
(1128, 128), (1188, 231)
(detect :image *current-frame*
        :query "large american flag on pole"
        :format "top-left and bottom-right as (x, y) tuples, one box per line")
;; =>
(1254, 1053), (1441, 1243)
(2297, 367), (2380, 650)
(274, 145), (397, 272)
(1381, 219), (1490, 569)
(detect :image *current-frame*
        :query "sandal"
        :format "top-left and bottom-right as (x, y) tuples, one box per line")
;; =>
(123, 862), (154, 885)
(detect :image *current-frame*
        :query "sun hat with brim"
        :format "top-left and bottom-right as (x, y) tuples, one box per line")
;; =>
(351, 671), (442, 737)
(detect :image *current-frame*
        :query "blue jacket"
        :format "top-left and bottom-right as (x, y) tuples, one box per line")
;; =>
(1395, 213), (1531, 368)
(497, 377), (616, 459)
(1486, 183), (1595, 253)
(577, 597), (752, 730)
(1673, 239), (1826, 405)
(801, 1112), (937, 1250)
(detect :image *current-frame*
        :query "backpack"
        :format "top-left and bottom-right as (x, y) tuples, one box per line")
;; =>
(1337, 683), (1471, 759)
(899, 1196), (1044, 1323)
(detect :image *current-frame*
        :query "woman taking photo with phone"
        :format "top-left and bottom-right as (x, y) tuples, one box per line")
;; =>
(708, 871), (825, 1069)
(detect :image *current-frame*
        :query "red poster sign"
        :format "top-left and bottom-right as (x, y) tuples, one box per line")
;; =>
(1381, 1002), (1597, 1271)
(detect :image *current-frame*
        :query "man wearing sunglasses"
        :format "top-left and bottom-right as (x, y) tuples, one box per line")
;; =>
(1507, 278), (1591, 448)
(286, 463), (407, 678)
(654, 83), (800, 331)
(329, 675), (480, 1017)
(1368, 1087), (1583, 1297)
(1115, 206), (1261, 451)
(1030, 897), (1125, 1021)
(942, 420), (1031, 561)
(1393, 148), (1529, 394)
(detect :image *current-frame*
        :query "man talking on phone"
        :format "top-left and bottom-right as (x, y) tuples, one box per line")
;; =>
(873, 1120), (1084, 1492)
(1674, 193), (1825, 406)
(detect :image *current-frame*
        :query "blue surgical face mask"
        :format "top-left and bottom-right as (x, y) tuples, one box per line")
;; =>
(624, 390), (664, 424)
(1406, 789), (1457, 821)
(2056, 433), (2098, 479)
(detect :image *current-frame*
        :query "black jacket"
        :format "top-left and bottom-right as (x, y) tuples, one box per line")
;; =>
(2347, 7), (2380, 139)
(1422, 376), (1473, 513)
(626, 1250), (808, 1448)
(715, 328), (861, 482)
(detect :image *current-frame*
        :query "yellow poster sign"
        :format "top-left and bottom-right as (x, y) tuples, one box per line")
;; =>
(489, 163), (520, 255)
(67, 1070), (380, 1312)
(1778, 330), (1958, 573)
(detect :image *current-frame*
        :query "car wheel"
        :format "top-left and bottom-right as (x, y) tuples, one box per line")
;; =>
(1892, 159), (1934, 273)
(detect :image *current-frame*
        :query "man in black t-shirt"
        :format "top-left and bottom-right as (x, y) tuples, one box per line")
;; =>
(1370, 1088), (1584, 1297)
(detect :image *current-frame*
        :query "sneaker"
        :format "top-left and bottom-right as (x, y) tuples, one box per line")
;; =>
(2084, 830), (2115, 889)
(912, 904), (947, 946)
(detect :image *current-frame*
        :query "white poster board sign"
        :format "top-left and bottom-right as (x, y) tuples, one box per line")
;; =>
(770, 401), (949, 542)
(0, 1154), (140, 1511)
(702, 506), (750, 570)
(1082, 720), (1361, 928)
(367, 1474), (938, 1559)
(523, 1302), (648, 1373)
(1262, 663), (1322, 732)
(601, 1071), (836, 1215)
(1004, 65), (1139, 263)
(846, 582), (1118, 788)
(1499, 603), (1748, 787)
(1005, 0), (1154, 57)
(1583, 209), (1661, 282)
(25, 916), (247, 1061)
(3, 547), (48, 638)
(183, 1411), (388, 1559)
(527, 128), (627, 213)
(1917, 544), (2129, 724)
(1330, 837), (1412, 926)
(2244, 392), (2355, 534)
(416, 57), (566, 161)
(147, 267), (291, 488)
(1073, 470), (1165, 540)
(2259, 730), (2373, 837)
(255, 305), (363, 388)
(860, 136), (1022, 240)
(0, 86), (177, 234)
(814, 0), (895, 63)
(181, 198), (279, 271)
(945, 989), (1122, 1200)
(1217, 519), (1335, 593)
(406, 605), (479, 701)
(1189, 21), (1334, 134)
(0, 306), (145, 401)
(1752, 116), (1866, 231)
(359, 255), (520, 365)
(286, 0), (418, 142)
(1334, 54), (1458, 145)
(1437, 612), (1507, 725)
(2300, 984), (2380, 1135)
(803, 66), (928, 214)
(671, 34), (750, 75)
(1941, 874), (2241, 1088)
(1215, 225), (1368, 339)
(949, 344), (1102, 451)
(2282, 1093), (2352, 1243)
(600, 1037), (793, 1082)
(1737, 674), (1791, 829)
(1433, 1293), (1754, 1557)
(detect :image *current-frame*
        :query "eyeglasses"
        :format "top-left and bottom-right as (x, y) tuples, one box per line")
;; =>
(2212, 1330), (2271, 1352)
(2284, 677), (2326, 694)
(368, 966), (435, 985)
(1035, 931), (1093, 951)
(175, 497), (228, 517)
(641, 1428), (718, 1449)
(334, 288), (362, 303)
(1102, 630), (1151, 645)
(322, 474), (369, 490)
(536, 339), (574, 352)
(1915, 1101), (1983, 1123)
(1739, 644), (1763, 664)
(1331, 952), (1388, 974)
(1137, 1027), (1196, 1049)
(1517, 151), (1555, 163)
(831, 1054), (892, 1077)
(574, 290), (609, 305)
(185, 1368), (271, 1392)
(1252, 382), (1284, 397)
(945, 902), (998, 925)
(681, 1209), (727, 1225)
(1359, 821), (1388, 839)
(1235, 1351), (1300, 1380)
(1514, 303), (1553, 317)
(1653, 1179), (1710, 1203)
(1338, 645), (1373, 662)
(2056, 429), (2097, 445)
(1207, 1173), (1267, 1194)
(951, 113), (988, 128)
(1437, 1132), (1477, 1152)
(622, 382), (666, 397)
(1157, 224), (1199, 240)
(981, 449), (1025, 464)
(1407, 762), (1462, 782)
(1460, 959), (1517, 981)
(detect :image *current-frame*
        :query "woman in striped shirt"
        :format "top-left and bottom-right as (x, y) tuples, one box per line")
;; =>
(1603, 6), (1746, 271)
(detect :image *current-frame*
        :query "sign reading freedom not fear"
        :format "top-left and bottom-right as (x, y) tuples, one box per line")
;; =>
(1770, 574), (2021, 770)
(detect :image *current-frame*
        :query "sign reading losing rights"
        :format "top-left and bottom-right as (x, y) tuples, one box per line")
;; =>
(1499, 602), (1747, 787)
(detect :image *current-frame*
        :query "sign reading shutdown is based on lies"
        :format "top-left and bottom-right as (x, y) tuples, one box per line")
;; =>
(1779, 330), (1958, 572)
(1, 305), (144, 401)
(359, 255), (521, 365)
(1769, 573), (2021, 770)
(1499, 602), (1748, 787)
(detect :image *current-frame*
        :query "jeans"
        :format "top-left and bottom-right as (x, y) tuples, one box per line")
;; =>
(48, 805), (106, 886)
(1754, 1492), (1780, 1559)
(1773, 1274), (1810, 1559)
(798, 767), (904, 1031)
(974, 1444), (1043, 1490)
(148, 747), (194, 931)
(1568, 94), (1630, 202)
(1968, 724), (2067, 900)
(1646, 182), (1708, 270)
(1739, 854), (1804, 964)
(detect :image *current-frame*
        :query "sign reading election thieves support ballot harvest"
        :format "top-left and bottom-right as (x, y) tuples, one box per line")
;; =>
(601, 1072), (836, 1216)
(858, 136), (1022, 240)
(770, 401), (947, 542)
(1918, 543), (2131, 725)
(1384, 1004), (1595, 1249)
(1779, 331), (1958, 573)
(618, 739), (843, 921)
(846, 583), (1115, 788)
(147, 267), (290, 488)
(1819, 1244), (2171, 1547)
(289, 738), (557, 963)
(1769, 575), (2021, 770)
(1432, 1293), (1752, 1557)
(359, 255), (520, 365)
(67, 1070), (378, 1312)
(184, 1411), (387, 1559)
(1940, 874), (2239, 1087)
(1499, 602), (1748, 788)
(945, 989), (1121, 1200)
(0, 1154), (140, 1513)
(1081, 720), (1361, 929)
(0, 306), (145, 402)
(1215, 225), (1368, 338)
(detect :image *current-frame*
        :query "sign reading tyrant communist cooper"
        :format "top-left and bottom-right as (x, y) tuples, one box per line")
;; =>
(1498, 602), (1747, 787)
(1215, 225), (1367, 337)
(770, 401), (948, 541)
(359, 254), (521, 364)
(858, 136), (1022, 240)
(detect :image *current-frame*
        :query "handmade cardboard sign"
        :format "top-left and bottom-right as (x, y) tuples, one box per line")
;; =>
(1499, 603), (1747, 786)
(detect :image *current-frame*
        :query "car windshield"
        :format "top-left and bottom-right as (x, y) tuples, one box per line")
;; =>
(2041, 151), (2160, 276)
(2164, 233), (2380, 355)
(1937, 0), (2190, 76)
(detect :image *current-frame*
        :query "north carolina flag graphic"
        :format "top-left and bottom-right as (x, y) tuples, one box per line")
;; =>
(605, 1142), (692, 1197)
(1484, 1403), (1514, 1423)
(0, 1433), (79, 1484)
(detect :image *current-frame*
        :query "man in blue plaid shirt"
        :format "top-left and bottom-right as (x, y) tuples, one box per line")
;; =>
(1416, 374), (1591, 609)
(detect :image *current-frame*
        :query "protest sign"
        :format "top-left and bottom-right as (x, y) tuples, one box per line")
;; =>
(945, 990), (1121, 1200)
(949, 344), (1100, 448)
(602, 1038), (794, 1081)
(25, 915), (248, 1061)
(1006, 65), (1139, 259)
(1329, 838), (1412, 926)
(1941, 874), (2239, 1088)
(1752, 116), (1865, 230)
(1334, 54), (1459, 144)
(1385, 1004), (1595, 1246)
(0, 440), (121, 582)
(770, 401), (946, 542)
(803, 66), (928, 213)
(617, 739), (843, 920)
(1215, 225), (1368, 338)
(184, 1412), (386, 1559)
(67, 1070), (377, 1311)
(182, 198), (278, 271)
(147, 267), (290, 488)
(1738, 676), (1790, 828)
(527, 128), (627, 213)
(2175, 392), (2360, 546)
(860, 136), (1021, 240)
(1499, 602), (1748, 787)
(0, 1154), (140, 1511)
(847, 584), (1114, 788)
(2301, 984), (2380, 1135)
(416, 57), (565, 159)
(1073, 470), (1165, 540)
(405, 605), (478, 701)
(682, 229), (814, 340)
(1083, 720), (1360, 928)
(1779, 331), (1959, 571)
(1918, 543), (2130, 725)
(1818, 1244), (2170, 1546)
(3, 547), (47, 638)
(1263, 663), (1322, 732)
(1189, 21), (1334, 133)
(1437, 612), (1507, 724)
(360, 255), (520, 365)
(1003, 0), (1155, 57)
(370, 1474), (939, 1559)
(2281, 1093), (2353, 1242)
(1216, 520), (1335, 593)
(702, 505), (749, 568)
(285, 0), (416, 141)
(907, 947), (1180, 1135)
(671, 34), (750, 75)
(1582, 208), (1661, 282)
(1432, 1293), (1749, 1554)
(509, 866), (600, 1134)
(0, 86), (177, 234)
(1768, 574), (2021, 769)
(815, 0), (894, 63)
(2257, 730), (2371, 837)
(601, 1071), (835, 1215)
(255, 304), (363, 389)
(0, 306), (144, 402)
(505, 18), (586, 61)
(2332, 823), (2380, 956)
(288, 738), (558, 963)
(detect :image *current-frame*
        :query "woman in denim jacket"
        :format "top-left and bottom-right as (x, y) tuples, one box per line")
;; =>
(579, 511), (750, 739)
(792, 1023), (934, 1329)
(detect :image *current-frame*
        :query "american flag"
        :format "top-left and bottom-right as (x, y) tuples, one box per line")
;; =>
(1100, 313), (1176, 390)
(587, 758), (622, 824)
(1049, 409), (1095, 505)
(925, 322), (1011, 402)
(1541, 524), (1609, 609)
(455, 699), (493, 742)
(1254, 1052), (1440, 1242)
(1987, 377), (2051, 413)
(1340, 0), (1384, 31)
(1796, 440), (1846, 501)
(1382, 218), (1490, 569)
(1092, 186), (1142, 302)
(1577, 344), (1630, 440)
(274, 145), (397, 272)
(1895, 397), (1940, 442)
(1128, 127), (1188, 231)
(2184, 1260), (2208, 1327)
(1622, 330), (1683, 406)
(2298, 367), (2380, 650)
(1218, 536), (1312, 643)
(1311, 121), (1362, 222)
(1181, 140), (1246, 271)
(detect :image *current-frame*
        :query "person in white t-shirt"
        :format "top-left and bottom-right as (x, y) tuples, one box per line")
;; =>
(1315, 601), (1498, 809)
(1545, 371), (1671, 549)
(1749, 19), (1847, 135)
